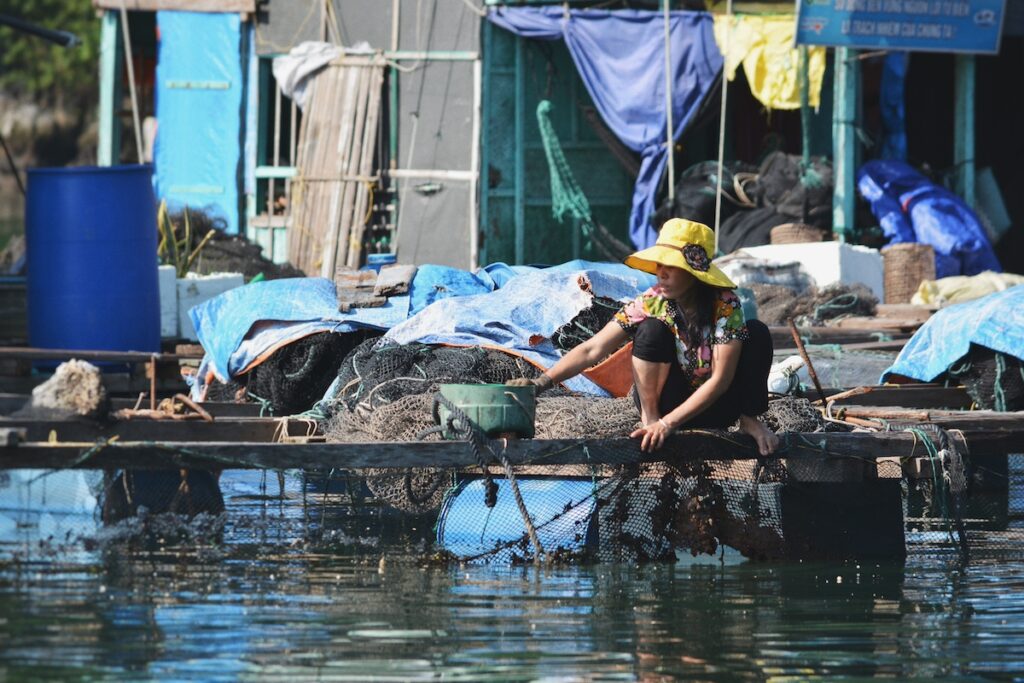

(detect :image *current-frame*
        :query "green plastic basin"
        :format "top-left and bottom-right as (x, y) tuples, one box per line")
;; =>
(437, 383), (536, 439)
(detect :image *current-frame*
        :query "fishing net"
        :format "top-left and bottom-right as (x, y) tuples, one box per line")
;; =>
(536, 100), (632, 261)
(247, 330), (380, 416)
(753, 281), (878, 326)
(325, 339), (546, 418)
(947, 344), (1024, 412)
(552, 296), (622, 353)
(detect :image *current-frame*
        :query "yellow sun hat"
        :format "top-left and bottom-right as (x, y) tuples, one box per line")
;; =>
(624, 218), (736, 288)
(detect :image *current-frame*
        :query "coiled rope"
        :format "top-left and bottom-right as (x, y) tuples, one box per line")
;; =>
(423, 392), (547, 566)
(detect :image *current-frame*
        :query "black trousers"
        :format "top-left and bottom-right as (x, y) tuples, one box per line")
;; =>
(631, 318), (773, 428)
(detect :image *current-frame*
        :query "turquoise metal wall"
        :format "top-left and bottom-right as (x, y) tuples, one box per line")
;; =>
(481, 22), (634, 266)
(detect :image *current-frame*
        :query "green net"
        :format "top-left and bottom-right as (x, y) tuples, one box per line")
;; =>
(536, 100), (631, 261)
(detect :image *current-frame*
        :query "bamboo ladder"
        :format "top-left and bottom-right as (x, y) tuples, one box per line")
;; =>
(288, 54), (386, 276)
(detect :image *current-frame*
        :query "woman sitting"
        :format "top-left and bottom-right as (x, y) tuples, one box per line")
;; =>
(511, 218), (779, 455)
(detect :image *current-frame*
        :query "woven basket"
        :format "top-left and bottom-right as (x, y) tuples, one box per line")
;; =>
(882, 242), (935, 304)
(770, 222), (826, 245)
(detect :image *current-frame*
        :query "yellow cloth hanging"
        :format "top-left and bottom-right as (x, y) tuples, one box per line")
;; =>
(712, 14), (826, 111)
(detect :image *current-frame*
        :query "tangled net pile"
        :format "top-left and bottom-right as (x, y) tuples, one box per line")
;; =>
(319, 332), (797, 562)
(948, 344), (1024, 411)
(753, 282), (878, 326)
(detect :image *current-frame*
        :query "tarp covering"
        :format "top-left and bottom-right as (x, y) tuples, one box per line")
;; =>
(487, 7), (722, 251)
(190, 278), (410, 382)
(385, 266), (652, 396)
(191, 261), (654, 389)
(154, 11), (244, 235)
(712, 15), (826, 111)
(857, 160), (1001, 278)
(881, 285), (1024, 382)
(879, 52), (908, 162)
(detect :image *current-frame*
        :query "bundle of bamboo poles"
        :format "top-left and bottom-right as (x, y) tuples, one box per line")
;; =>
(288, 54), (385, 276)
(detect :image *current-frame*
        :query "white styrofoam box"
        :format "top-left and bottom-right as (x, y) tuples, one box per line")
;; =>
(158, 265), (178, 338)
(177, 272), (245, 341)
(736, 242), (884, 300)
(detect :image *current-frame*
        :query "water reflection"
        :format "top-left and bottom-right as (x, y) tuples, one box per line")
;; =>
(1, 469), (1024, 679)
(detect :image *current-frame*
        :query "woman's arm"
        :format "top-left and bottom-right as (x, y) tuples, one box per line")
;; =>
(509, 319), (629, 389)
(544, 320), (630, 385)
(630, 338), (742, 452)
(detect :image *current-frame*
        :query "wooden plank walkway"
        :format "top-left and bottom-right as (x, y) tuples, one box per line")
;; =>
(1, 428), (1021, 471)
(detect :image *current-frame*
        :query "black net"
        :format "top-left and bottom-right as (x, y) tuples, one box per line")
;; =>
(247, 330), (380, 416)
(753, 281), (878, 326)
(948, 344), (1024, 412)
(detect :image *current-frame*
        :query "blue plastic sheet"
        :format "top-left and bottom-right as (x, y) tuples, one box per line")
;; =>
(879, 53), (908, 162)
(190, 278), (410, 382)
(488, 7), (722, 250)
(385, 266), (652, 396)
(408, 265), (496, 317)
(857, 160), (1001, 278)
(155, 12), (244, 235)
(192, 262), (654, 395)
(881, 285), (1024, 382)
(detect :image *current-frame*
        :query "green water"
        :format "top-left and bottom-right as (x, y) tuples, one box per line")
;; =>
(2, 469), (1023, 680)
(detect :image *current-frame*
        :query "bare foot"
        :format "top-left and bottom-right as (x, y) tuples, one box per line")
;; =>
(738, 414), (780, 456)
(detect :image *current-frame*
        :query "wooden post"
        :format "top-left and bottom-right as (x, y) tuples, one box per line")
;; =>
(149, 354), (157, 411)
(479, 20), (493, 266)
(954, 54), (976, 208)
(470, 58), (482, 270)
(98, 10), (123, 166)
(832, 47), (859, 243)
(514, 37), (525, 265)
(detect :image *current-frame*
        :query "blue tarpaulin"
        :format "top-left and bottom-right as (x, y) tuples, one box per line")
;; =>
(190, 278), (410, 382)
(857, 160), (1001, 278)
(487, 7), (722, 251)
(879, 53), (908, 162)
(881, 285), (1024, 383)
(190, 262), (654, 391)
(155, 12), (244, 235)
(385, 266), (652, 396)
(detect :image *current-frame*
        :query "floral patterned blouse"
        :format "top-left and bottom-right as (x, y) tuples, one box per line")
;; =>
(613, 286), (749, 389)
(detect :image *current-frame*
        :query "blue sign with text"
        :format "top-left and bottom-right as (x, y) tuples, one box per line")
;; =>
(796, 0), (1006, 53)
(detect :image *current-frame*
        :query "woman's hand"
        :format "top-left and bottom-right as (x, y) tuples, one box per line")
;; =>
(630, 418), (674, 453)
(506, 374), (553, 393)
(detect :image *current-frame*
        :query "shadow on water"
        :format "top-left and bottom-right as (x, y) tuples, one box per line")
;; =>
(2, 466), (1024, 680)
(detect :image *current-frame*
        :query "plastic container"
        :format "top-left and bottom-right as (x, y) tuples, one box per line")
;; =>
(26, 165), (160, 353)
(365, 252), (397, 273)
(437, 383), (536, 438)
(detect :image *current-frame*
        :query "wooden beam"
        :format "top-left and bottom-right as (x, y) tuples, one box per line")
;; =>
(4, 430), (1020, 471)
(832, 47), (859, 242)
(92, 0), (255, 11)
(954, 54), (976, 208)
(0, 346), (201, 362)
(769, 326), (911, 349)
(0, 416), (308, 443)
(823, 385), (972, 409)
(97, 10), (122, 167)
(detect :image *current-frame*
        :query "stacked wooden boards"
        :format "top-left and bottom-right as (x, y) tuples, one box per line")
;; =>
(288, 55), (385, 277)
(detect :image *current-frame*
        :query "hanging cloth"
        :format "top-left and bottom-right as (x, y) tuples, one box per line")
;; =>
(487, 7), (723, 250)
(712, 15), (826, 111)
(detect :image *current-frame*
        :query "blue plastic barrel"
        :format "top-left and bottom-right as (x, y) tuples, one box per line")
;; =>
(26, 165), (160, 353)
(437, 478), (597, 563)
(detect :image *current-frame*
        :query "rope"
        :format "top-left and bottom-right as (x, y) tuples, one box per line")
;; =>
(429, 392), (546, 565)
(535, 100), (631, 261)
(886, 423), (969, 557)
